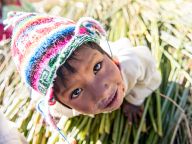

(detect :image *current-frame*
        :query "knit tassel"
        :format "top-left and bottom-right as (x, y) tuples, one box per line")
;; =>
(36, 87), (70, 144)
(3, 11), (21, 30)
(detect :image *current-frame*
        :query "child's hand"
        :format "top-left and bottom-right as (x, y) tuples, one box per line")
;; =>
(67, 138), (77, 144)
(70, 138), (77, 144)
(122, 101), (144, 124)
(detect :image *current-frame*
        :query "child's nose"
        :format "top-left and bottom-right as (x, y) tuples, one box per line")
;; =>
(95, 81), (110, 97)
(87, 82), (107, 101)
(104, 83), (109, 89)
(96, 75), (109, 87)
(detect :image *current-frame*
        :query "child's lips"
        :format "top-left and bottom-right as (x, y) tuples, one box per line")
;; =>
(99, 88), (118, 109)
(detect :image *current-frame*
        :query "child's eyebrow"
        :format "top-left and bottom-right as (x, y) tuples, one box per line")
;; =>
(84, 52), (98, 71)
(61, 51), (99, 90)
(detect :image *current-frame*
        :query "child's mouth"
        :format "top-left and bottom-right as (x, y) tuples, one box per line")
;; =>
(102, 89), (118, 109)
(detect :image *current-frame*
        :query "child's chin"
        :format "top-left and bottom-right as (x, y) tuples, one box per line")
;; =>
(102, 106), (121, 113)
(105, 100), (123, 112)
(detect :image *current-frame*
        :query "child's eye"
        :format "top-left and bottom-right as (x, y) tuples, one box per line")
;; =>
(71, 88), (82, 99)
(93, 61), (102, 74)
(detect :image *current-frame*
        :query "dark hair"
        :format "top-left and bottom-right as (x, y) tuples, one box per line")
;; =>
(53, 41), (108, 104)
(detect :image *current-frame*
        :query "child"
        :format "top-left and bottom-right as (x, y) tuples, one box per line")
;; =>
(5, 11), (161, 142)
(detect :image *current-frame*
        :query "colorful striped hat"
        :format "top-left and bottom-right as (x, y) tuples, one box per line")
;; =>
(5, 11), (106, 95)
(4, 11), (106, 142)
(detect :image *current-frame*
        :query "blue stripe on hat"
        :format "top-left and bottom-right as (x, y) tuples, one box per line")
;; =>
(25, 26), (75, 86)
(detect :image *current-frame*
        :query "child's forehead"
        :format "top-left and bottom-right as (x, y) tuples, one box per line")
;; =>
(75, 45), (98, 55)
(66, 53), (98, 75)
(70, 46), (100, 63)
(58, 48), (102, 88)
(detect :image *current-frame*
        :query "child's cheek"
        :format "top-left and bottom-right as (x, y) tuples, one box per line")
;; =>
(54, 83), (61, 93)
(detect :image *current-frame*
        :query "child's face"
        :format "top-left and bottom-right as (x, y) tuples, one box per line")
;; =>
(55, 46), (125, 115)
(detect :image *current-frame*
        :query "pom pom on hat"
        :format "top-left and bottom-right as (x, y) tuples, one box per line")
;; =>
(75, 17), (106, 36)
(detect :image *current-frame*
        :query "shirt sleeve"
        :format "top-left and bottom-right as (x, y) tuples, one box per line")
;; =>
(110, 38), (162, 106)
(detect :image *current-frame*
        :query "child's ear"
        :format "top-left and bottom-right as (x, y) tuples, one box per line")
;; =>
(112, 57), (121, 70)
(112, 57), (119, 65)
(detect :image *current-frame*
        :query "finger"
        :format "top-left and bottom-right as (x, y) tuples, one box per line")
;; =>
(127, 114), (133, 124)
(69, 137), (77, 144)
(138, 111), (143, 118)
(140, 105), (144, 112)
(71, 139), (77, 144)
(133, 112), (138, 124)
(123, 107), (129, 114)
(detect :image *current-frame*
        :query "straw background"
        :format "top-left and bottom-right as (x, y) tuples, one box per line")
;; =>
(0, 0), (192, 143)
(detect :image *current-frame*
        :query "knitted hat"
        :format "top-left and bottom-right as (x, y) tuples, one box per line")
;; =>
(5, 11), (106, 95)
(4, 11), (106, 142)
